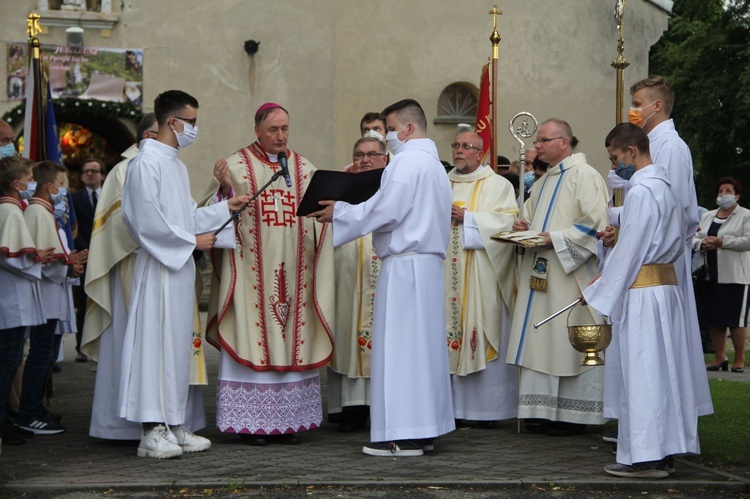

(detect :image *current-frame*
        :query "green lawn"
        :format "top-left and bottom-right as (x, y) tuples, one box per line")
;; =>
(691, 378), (750, 466)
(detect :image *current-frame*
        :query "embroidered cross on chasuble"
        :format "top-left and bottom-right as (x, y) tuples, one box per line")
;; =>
(206, 143), (335, 372)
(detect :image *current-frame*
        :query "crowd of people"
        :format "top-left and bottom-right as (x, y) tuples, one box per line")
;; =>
(0, 76), (740, 479)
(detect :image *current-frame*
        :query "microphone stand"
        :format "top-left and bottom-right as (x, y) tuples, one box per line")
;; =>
(212, 170), (283, 236)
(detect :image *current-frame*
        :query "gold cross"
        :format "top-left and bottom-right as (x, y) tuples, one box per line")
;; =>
(27, 13), (42, 39)
(489, 5), (503, 30)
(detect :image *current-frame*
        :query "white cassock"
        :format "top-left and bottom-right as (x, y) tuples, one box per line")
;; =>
(120, 139), (231, 425)
(83, 148), (207, 439)
(446, 167), (519, 421)
(506, 153), (609, 425)
(584, 164), (701, 465)
(332, 138), (455, 442)
(649, 119), (713, 418)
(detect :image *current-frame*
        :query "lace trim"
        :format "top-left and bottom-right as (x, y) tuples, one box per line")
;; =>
(520, 394), (603, 414)
(217, 376), (323, 434)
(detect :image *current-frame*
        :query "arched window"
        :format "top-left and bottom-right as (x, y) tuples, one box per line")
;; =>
(435, 82), (478, 124)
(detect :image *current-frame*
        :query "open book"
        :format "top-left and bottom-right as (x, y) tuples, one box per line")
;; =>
(490, 230), (546, 248)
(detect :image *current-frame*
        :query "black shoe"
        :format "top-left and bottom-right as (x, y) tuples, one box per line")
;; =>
(415, 438), (435, 451)
(1, 419), (26, 445)
(337, 422), (367, 433)
(16, 416), (66, 435)
(707, 359), (729, 371)
(239, 434), (267, 446)
(604, 459), (669, 478)
(731, 366), (745, 373)
(51, 363), (62, 373)
(268, 433), (300, 445)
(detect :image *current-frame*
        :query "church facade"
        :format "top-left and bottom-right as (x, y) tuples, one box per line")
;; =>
(0, 0), (672, 197)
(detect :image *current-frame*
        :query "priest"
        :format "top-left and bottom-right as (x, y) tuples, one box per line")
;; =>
(506, 118), (609, 435)
(446, 132), (519, 426)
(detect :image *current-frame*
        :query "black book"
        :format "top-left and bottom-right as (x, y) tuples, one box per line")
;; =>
(296, 168), (384, 216)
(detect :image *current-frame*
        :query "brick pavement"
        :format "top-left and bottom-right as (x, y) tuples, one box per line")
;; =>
(1, 335), (748, 496)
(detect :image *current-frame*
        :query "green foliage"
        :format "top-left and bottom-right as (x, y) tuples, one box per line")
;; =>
(650, 0), (750, 207)
(692, 379), (750, 466)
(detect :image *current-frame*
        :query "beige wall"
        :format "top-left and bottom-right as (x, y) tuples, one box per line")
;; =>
(1, 1), (669, 199)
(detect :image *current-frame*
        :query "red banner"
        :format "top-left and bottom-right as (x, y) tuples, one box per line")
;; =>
(475, 63), (492, 165)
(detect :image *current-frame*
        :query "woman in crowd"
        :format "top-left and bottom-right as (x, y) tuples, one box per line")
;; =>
(693, 176), (750, 373)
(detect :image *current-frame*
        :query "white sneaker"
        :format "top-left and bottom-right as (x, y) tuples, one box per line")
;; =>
(137, 425), (183, 459)
(171, 426), (211, 453)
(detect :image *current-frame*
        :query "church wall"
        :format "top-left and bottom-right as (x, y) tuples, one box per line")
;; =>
(1, 1), (669, 200)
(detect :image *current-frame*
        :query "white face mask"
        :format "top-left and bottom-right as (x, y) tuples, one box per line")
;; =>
(363, 129), (385, 142)
(385, 125), (408, 155)
(174, 120), (198, 148)
(717, 194), (736, 210)
(18, 180), (36, 200)
(50, 186), (67, 205)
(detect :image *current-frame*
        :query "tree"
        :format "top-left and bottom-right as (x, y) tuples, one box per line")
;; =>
(649, 0), (750, 207)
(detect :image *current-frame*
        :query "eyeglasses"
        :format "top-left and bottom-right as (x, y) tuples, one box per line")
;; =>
(450, 142), (482, 152)
(82, 169), (102, 175)
(353, 152), (386, 160)
(533, 136), (564, 145)
(174, 116), (197, 126)
(608, 154), (619, 165)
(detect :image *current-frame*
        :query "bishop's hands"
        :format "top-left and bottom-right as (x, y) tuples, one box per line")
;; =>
(308, 200), (336, 223)
(597, 226), (616, 248)
(214, 158), (232, 197)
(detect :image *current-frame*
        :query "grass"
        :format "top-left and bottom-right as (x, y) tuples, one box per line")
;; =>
(689, 348), (750, 467)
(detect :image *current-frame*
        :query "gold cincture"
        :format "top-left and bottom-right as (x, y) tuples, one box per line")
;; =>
(629, 263), (677, 289)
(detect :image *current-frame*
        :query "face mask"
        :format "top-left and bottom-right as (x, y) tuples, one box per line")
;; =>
(0, 143), (16, 158)
(717, 194), (736, 210)
(363, 130), (385, 142)
(54, 197), (67, 220)
(18, 180), (36, 200)
(174, 121), (198, 148)
(627, 101), (657, 128)
(615, 161), (635, 180)
(524, 171), (535, 188)
(50, 186), (67, 205)
(385, 125), (408, 155)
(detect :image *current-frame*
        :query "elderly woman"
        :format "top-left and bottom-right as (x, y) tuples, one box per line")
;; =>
(693, 177), (750, 373)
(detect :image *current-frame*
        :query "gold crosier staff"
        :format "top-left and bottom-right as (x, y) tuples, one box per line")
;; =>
(611, 0), (630, 209)
(488, 5), (502, 173)
(26, 12), (46, 161)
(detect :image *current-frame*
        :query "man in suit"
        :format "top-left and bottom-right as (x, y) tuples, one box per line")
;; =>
(72, 157), (106, 362)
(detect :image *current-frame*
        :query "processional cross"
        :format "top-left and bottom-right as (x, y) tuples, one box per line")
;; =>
(27, 13), (42, 40)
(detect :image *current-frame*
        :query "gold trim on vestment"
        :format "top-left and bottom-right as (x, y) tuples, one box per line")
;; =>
(629, 263), (677, 289)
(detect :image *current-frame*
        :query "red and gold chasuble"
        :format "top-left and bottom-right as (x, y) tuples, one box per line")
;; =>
(206, 143), (334, 371)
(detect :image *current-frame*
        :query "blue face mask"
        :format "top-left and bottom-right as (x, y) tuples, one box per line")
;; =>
(524, 170), (535, 188)
(614, 161), (635, 180)
(50, 186), (67, 205)
(54, 196), (67, 220)
(18, 180), (36, 200)
(0, 143), (16, 158)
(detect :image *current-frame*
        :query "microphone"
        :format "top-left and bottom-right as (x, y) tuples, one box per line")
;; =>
(278, 151), (292, 188)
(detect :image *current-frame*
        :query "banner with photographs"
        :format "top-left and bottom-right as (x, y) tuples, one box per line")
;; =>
(6, 43), (143, 105)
